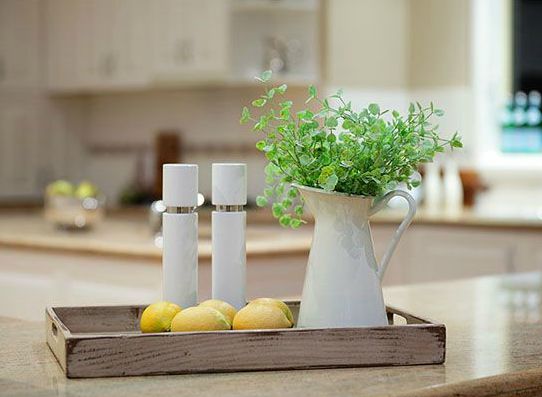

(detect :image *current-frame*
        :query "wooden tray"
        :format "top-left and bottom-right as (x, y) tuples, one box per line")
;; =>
(45, 302), (446, 378)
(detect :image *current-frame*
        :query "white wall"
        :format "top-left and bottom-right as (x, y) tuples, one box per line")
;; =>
(325, 0), (473, 161)
(76, 86), (310, 203)
(326, 0), (409, 89)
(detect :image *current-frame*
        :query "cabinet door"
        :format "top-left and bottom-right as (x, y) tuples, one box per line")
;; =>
(46, 0), (78, 90)
(47, 0), (151, 91)
(114, 0), (151, 86)
(0, 107), (39, 199)
(0, 0), (41, 88)
(151, 0), (229, 81)
(405, 227), (515, 283)
(92, 0), (150, 88)
(191, 0), (230, 75)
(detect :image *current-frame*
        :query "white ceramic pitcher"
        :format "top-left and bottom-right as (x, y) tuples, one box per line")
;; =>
(295, 185), (416, 328)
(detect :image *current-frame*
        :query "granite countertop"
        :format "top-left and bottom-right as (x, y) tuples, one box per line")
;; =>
(0, 206), (541, 260)
(3, 272), (542, 396)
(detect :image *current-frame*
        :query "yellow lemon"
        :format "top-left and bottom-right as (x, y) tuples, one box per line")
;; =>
(171, 306), (231, 332)
(248, 298), (294, 324)
(140, 301), (182, 333)
(233, 304), (292, 330)
(199, 299), (237, 325)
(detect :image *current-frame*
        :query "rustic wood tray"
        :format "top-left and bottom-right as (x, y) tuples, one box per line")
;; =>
(45, 302), (446, 378)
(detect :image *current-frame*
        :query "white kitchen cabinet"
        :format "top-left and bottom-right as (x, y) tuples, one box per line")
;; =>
(150, 0), (229, 83)
(47, 0), (151, 91)
(44, 0), (320, 92)
(0, 0), (45, 201)
(0, 106), (39, 199)
(0, 0), (41, 88)
(46, 0), (78, 90)
(46, 0), (229, 91)
(90, 0), (151, 89)
(370, 223), (541, 286)
(405, 227), (515, 283)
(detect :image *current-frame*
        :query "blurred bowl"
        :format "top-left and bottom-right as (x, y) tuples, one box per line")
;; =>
(44, 194), (105, 230)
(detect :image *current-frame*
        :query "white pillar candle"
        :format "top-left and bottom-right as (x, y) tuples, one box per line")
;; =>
(162, 164), (198, 308)
(211, 163), (247, 309)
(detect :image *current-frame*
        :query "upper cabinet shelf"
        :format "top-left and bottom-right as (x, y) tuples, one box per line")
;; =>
(45, 0), (321, 94)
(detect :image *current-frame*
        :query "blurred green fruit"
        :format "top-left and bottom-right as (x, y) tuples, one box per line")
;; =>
(46, 180), (74, 197)
(75, 181), (99, 199)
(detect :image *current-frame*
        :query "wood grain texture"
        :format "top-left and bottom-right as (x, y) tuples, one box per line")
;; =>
(46, 302), (445, 378)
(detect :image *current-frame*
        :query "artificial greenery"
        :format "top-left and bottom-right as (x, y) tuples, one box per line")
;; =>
(241, 70), (462, 228)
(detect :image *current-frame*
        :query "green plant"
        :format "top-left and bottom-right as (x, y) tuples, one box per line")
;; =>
(241, 71), (462, 228)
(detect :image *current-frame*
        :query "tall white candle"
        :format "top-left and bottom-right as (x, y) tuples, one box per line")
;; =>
(162, 164), (198, 308)
(211, 163), (247, 309)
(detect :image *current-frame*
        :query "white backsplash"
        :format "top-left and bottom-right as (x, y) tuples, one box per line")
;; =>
(54, 86), (309, 204)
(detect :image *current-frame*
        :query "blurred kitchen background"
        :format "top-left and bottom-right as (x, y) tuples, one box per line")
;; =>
(2, 0), (542, 321)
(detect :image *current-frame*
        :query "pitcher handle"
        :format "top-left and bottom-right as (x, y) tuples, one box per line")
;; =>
(369, 190), (417, 281)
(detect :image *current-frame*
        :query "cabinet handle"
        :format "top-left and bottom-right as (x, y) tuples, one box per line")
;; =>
(101, 53), (116, 77)
(0, 57), (5, 81)
(175, 38), (194, 64)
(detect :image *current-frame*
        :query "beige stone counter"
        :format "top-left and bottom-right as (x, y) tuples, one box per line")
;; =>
(1, 206), (541, 261)
(2, 272), (542, 396)
(0, 209), (312, 260)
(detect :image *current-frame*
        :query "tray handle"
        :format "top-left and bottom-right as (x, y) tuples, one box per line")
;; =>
(45, 307), (69, 373)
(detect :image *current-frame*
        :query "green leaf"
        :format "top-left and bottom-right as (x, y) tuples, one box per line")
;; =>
(290, 218), (302, 228)
(253, 115), (269, 131)
(299, 154), (312, 166)
(325, 117), (338, 128)
(280, 100), (293, 108)
(322, 174), (338, 191)
(434, 109), (445, 117)
(272, 203), (284, 218)
(255, 140), (266, 151)
(342, 119), (354, 130)
(252, 98), (267, 107)
(257, 70), (272, 83)
(287, 188), (298, 198)
(451, 139), (463, 148)
(276, 84), (288, 94)
(279, 214), (291, 227)
(256, 196), (268, 207)
(306, 85), (317, 103)
(240, 107), (250, 124)
(297, 110), (314, 120)
(264, 163), (276, 176)
(368, 103), (380, 115)
(294, 205), (304, 216)
(318, 165), (338, 190)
